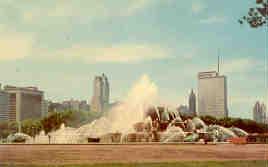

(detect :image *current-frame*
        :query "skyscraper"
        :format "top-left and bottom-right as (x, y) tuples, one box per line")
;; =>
(253, 101), (267, 124)
(0, 84), (9, 121)
(197, 71), (228, 118)
(188, 89), (196, 116)
(3, 85), (44, 121)
(41, 100), (49, 117)
(102, 74), (110, 111)
(91, 74), (110, 112)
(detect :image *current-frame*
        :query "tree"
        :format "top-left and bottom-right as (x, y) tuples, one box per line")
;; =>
(200, 115), (217, 125)
(0, 121), (10, 139)
(0, 110), (102, 139)
(40, 111), (69, 134)
(239, 0), (268, 28)
(21, 119), (42, 137)
(200, 116), (268, 133)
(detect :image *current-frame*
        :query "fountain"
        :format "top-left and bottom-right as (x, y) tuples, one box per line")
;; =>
(7, 133), (31, 143)
(29, 74), (159, 144)
(24, 75), (247, 144)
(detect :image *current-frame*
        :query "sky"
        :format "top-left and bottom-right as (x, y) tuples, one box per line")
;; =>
(0, 0), (267, 119)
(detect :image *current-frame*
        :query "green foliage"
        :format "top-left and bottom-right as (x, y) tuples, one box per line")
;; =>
(200, 115), (268, 133)
(41, 110), (101, 134)
(200, 115), (217, 125)
(2, 109), (266, 139)
(21, 119), (42, 137)
(64, 110), (101, 128)
(0, 110), (102, 138)
(41, 111), (73, 134)
(239, 0), (268, 28)
(0, 121), (18, 139)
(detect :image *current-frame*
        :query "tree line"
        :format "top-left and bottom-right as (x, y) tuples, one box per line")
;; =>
(1, 111), (267, 140)
(200, 115), (268, 133)
(0, 110), (101, 139)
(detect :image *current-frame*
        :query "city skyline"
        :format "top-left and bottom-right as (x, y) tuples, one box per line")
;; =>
(0, 0), (266, 119)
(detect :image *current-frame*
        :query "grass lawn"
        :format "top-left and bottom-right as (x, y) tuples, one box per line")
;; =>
(1, 161), (267, 167)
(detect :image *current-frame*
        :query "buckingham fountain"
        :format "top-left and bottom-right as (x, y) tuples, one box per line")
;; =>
(7, 75), (248, 144)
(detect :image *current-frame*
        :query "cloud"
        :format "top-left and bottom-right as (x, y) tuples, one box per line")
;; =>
(20, 0), (156, 24)
(123, 0), (154, 16)
(200, 16), (227, 24)
(49, 44), (170, 63)
(0, 27), (34, 61)
(191, 1), (206, 14)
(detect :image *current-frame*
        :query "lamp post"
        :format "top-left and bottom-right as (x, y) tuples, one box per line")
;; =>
(48, 134), (51, 144)
(31, 126), (36, 143)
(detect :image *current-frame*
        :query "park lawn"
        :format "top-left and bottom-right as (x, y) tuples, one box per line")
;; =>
(1, 160), (267, 167)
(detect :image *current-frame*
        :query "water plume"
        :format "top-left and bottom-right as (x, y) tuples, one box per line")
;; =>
(108, 74), (158, 133)
(31, 74), (159, 143)
(78, 74), (159, 139)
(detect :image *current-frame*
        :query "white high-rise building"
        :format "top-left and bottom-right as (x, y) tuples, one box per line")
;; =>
(197, 71), (228, 118)
(91, 74), (110, 112)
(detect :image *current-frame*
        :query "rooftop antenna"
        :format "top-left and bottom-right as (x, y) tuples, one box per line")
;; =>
(217, 49), (220, 74)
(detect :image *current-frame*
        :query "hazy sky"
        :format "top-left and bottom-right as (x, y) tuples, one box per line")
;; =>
(0, 0), (266, 119)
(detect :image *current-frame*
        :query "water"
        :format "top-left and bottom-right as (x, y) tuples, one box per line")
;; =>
(160, 126), (185, 142)
(25, 74), (245, 144)
(29, 74), (159, 144)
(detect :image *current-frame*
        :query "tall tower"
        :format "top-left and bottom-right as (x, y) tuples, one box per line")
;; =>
(217, 49), (220, 74)
(91, 74), (110, 112)
(91, 76), (104, 112)
(197, 53), (228, 118)
(188, 89), (196, 116)
(253, 101), (267, 124)
(197, 71), (228, 118)
(261, 103), (267, 124)
(102, 74), (110, 111)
